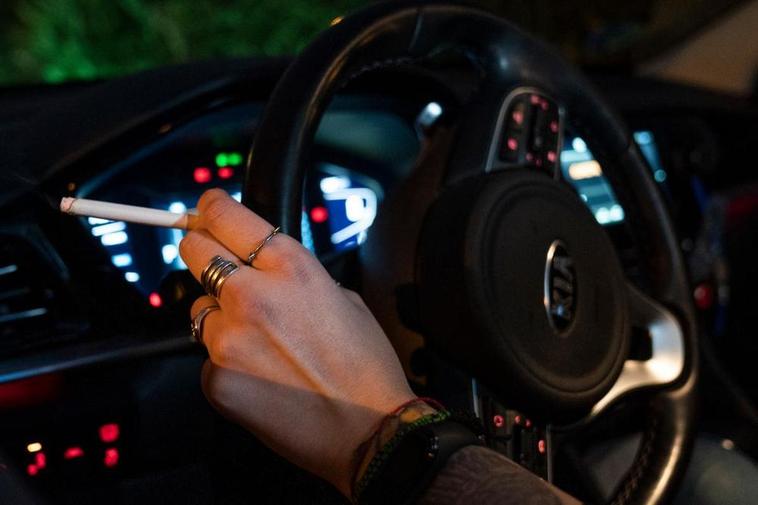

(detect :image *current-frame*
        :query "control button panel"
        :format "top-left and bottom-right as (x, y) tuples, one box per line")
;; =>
(498, 91), (561, 176)
(478, 394), (550, 479)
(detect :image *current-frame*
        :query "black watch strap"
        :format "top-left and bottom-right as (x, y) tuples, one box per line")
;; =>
(358, 418), (483, 505)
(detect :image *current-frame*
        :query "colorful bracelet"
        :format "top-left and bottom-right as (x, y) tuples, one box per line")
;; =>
(351, 398), (450, 502)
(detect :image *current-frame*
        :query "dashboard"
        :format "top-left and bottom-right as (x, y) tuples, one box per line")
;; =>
(76, 97), (667, 302)
(78, 102), (390, 298)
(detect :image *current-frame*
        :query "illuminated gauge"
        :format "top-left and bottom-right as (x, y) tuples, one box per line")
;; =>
(310, 164), (383, 253)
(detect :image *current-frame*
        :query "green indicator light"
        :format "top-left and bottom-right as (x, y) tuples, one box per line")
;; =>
(228, 152), (243, 166)
(215, 153), (228, 167)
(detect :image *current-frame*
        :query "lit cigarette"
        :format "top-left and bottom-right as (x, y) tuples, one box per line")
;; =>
(60, 197), (198, 230)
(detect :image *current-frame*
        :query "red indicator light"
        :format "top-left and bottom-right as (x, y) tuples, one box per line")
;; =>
(26, 464), (38, 476)
(193, 167), (212, 184)
(530, 94), (541, 105)
(217, 167), (234, 179)
(34, 452), (46, 469)
(99, 423), (121, 443)
(547, 151), (557, 163)
(493, 415), (505, 428)
(525, 418), (532, 428)
(538, 439), (546, 454)
(540, 100), (549, 111)
(549, 120), (559, 133)
(148, 292), (162, 308)
(693, 283), (714, 310)
(512, 110), (524, 125)
(64, 447), (84, 460)
(525, 152), (534, 162)
(310, 206), (329, 224)
(104, 448), (119, 468)
(514, 415), (522, 425)
(506, 137), (518, 151)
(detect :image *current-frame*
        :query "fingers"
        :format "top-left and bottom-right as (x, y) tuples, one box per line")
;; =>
(196, 189), (290, 269)
(179, 228), (250, 303)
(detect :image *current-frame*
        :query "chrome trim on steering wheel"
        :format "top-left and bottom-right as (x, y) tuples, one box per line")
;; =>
(591, 284), (686, 416)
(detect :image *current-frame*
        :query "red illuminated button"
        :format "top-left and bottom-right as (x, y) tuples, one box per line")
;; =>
(506, 137), (519, 151)
(514, 415), (522, 425)
(525, 418), (532, 428)
(34, 452), (46, 469)
(217, 167), (234, 179)
(99, 423), (120, 443)
(547, 151), (557, 163)
(64, 447), (84, 460)
(26, 464), (38, 476)
(310, 206), (329, 224)
(148, 293), (162, 308)
(538, 439), (546, 454)
(493, 415), (505, 428)
(193, 167), (212, 184)
(104, 448), (119, 468)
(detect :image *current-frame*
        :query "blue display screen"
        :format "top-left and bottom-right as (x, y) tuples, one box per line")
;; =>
(561, 130), (666, 226)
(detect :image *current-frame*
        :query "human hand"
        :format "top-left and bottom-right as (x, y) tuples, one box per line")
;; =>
(179, 189), (416, 496)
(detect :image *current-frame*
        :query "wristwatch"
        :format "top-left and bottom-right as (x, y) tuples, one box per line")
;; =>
(357, 418), (483, 505)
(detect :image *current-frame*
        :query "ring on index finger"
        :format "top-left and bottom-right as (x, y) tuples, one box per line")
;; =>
(245, 226), (281, 267)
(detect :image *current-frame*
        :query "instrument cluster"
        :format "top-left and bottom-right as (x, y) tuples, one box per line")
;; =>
(78, 102), (384, 299)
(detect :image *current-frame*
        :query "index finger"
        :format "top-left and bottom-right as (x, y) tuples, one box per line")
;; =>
(195, 189), (287, 268)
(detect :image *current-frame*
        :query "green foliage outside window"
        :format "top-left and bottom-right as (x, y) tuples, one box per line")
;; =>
(0, 0), (362, 85)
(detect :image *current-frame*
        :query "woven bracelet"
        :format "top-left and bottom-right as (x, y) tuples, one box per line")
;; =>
(353, 409), (451, 501)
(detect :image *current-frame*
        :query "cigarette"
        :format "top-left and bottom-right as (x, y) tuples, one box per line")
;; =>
(60, 197), (199, 230)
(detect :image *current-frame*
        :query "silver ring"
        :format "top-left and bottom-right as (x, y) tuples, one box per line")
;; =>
(191, 304), (220, 343)
(200, 255), (240, 298)
(246, 226), (281, 267)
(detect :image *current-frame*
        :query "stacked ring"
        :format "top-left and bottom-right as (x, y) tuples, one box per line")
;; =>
(246, 226), (281, 267)
(201, 255), (240, 298)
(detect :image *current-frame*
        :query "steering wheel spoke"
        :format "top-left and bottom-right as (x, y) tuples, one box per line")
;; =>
(591, 282), (686, 417)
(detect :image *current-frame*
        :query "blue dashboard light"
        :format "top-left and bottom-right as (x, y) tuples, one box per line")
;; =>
(161, 244), (179, 264)
(301, 211), (315, 253)
(320, 176), (350, 194)
(634, 131), (653, 145)
(324, 187), (378, 245)
(168, 201), (187, 213)
(91, 221), (126, 237)
(111, 253), (133, 267)
(124, 271), (140, 283)
(572, 137), (588, 153)
(101, 231), (128, 246)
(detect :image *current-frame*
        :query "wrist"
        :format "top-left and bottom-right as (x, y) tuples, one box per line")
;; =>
(350, 397), (446, 500)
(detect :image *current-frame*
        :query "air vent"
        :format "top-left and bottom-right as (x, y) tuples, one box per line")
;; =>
(0, 234), (83, 355)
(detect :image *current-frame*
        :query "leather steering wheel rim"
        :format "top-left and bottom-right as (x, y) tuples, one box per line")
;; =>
(242, 2), (698, 504)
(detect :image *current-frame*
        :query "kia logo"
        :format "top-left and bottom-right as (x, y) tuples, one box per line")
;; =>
(543, 240), (576, 334)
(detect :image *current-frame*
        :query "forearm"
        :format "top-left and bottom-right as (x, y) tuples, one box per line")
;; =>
(418, 445), (582, 505)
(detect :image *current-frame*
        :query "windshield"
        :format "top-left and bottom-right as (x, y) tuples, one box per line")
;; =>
(0, 0), (748, 86)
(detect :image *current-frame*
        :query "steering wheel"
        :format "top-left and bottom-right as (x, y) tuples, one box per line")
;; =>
(243, 2), (698, 504)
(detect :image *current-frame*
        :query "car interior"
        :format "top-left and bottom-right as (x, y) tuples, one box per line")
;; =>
(0, 1), (757, 504)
